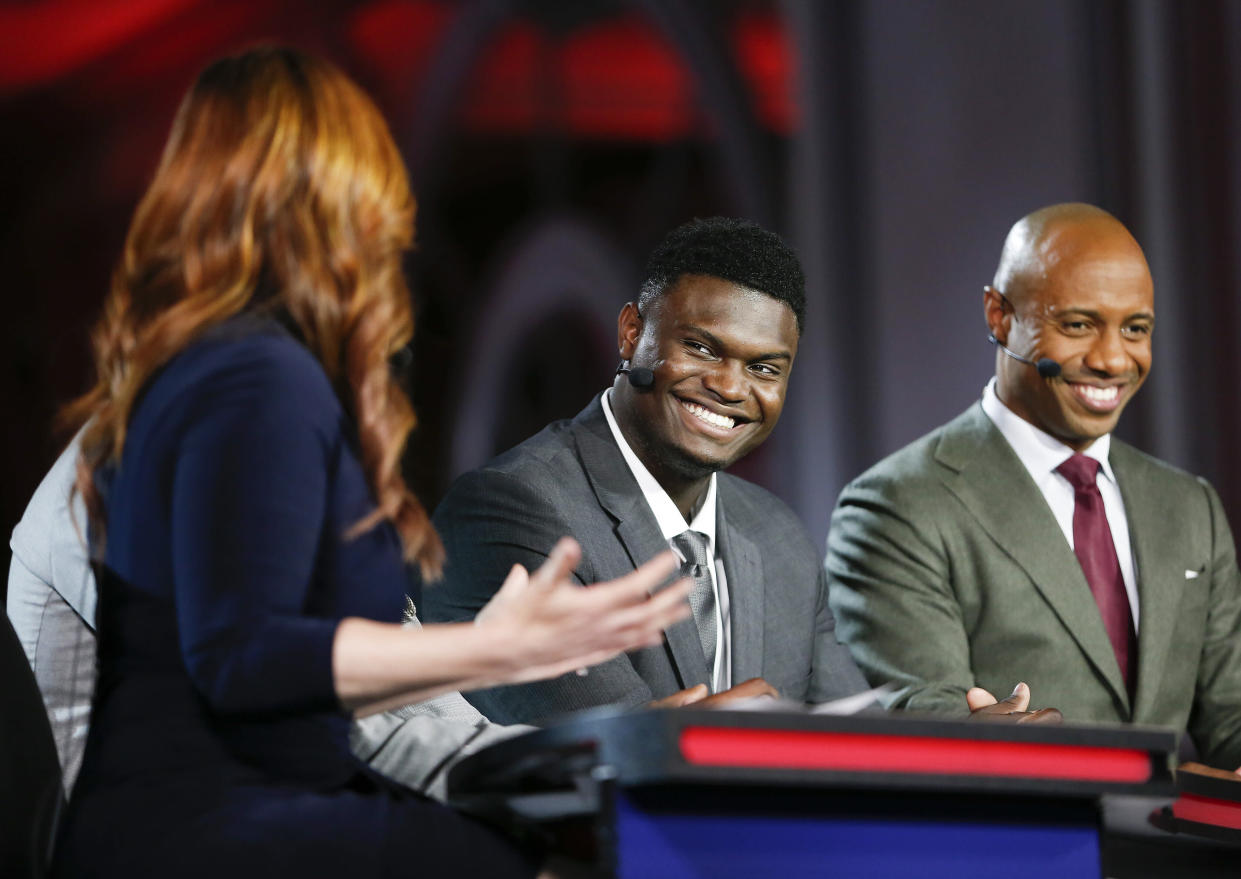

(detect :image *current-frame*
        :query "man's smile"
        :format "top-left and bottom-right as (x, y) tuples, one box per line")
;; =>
(1062, 380), (1127, 413)
(677, 397), (749, 434)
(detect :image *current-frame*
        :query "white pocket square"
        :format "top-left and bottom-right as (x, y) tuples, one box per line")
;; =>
(1185, 569), (1201, 579)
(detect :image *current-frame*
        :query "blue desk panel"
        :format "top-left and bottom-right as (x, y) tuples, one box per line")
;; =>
(614, 788), (1100, 879)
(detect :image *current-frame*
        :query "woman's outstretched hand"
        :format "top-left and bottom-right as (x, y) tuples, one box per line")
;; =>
(475, 537), (692, 685)
(336, 539), (691, 716)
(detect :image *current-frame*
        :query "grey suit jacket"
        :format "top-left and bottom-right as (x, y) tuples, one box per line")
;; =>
(425, 395), (867, 724)
(826, 403), (1241, 769)
(8, 430), (96, 793)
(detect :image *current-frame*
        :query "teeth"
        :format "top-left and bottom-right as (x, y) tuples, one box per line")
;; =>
(682, 400), (735, 429)
(1074, 385), (1119, 403)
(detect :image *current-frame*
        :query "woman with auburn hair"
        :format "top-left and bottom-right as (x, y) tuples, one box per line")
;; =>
(52, 47), (690, 878)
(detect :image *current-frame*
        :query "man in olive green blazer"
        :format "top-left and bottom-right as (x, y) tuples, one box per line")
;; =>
(826, 203), (1241, 770)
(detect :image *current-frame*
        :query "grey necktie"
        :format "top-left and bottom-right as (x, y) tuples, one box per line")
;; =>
(671, 529), (717, 677)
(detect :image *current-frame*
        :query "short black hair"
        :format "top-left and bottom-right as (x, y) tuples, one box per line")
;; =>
(638, 217), (806, 333)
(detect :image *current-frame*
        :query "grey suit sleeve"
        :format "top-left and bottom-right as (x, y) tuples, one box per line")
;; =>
(426, 468), (655, 724)
(8, 432), (97, 794)
(349, 615), (533, 800)
(7, 554), (96, 795)
(807, 565), (870, 704)
(10, 430), (96, 627)
(825, 477), (973, 715)
(349, 693), (531, 802)
(1187, 479), (1241, 770)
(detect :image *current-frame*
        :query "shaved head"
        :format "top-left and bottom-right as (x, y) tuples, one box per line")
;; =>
(983, 202), (1154, 450)
(992, 203), (1146, 305)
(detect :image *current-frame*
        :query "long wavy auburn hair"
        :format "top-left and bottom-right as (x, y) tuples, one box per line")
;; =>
(64, 46), (444, 577)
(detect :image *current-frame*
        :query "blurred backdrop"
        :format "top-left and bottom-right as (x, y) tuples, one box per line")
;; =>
(4, 0), (1241, 604)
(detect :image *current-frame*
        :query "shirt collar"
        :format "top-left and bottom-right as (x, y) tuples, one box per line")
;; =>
(601, 388), (718, 549)
(981, 378), (1115, 484)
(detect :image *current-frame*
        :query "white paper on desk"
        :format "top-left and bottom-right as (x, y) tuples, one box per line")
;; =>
(713, 684), (893, 715)
(716, 696), (809, 713)
(809, 683), (894, 716)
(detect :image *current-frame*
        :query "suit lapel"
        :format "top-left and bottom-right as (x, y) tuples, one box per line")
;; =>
(715, 491), (765, 684)
(935, 406), (1131, 711)
(1110, 442), (1183, 719)
(570, 397), (712, 690)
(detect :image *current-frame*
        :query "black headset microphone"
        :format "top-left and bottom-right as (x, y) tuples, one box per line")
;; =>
(615, 362), (655, 390)
(986, 334), (1062, 379)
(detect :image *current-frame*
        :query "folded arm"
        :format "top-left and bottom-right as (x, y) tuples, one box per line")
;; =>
(825, 477), (979, 714)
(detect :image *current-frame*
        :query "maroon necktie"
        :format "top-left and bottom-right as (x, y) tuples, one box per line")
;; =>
(1056, 454), (1137, 697)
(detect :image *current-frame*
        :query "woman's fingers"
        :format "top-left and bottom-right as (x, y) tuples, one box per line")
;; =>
(639, 575), (693, 626)
(493, 542), (692, 684)
(570, 550), (684, 615)
(564, 575), (690, 651)
(527, 537), (583, 592)
(537, 576), (690, 675)
(495, 563), (529, 596)
(530, 545), (679, 613)
(601, 577), (691, 640)
(474, 563), (528, 626)
(605, 550), (680, 599)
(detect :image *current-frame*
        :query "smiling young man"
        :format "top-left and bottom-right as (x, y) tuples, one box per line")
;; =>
(825, 203), (1241, 770)
(424, 217), (868, 724)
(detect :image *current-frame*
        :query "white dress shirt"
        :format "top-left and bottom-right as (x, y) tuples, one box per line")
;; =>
(602, 389), (732, 691)
(980, 380), (1140, 628)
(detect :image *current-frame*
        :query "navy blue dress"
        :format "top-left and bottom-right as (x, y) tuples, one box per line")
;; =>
(53, 319), (537, 878)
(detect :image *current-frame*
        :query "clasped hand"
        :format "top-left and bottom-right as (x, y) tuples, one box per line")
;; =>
(967, 682), (1062, 724)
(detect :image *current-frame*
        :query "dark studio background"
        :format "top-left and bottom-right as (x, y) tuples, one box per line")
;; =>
(3, 0), (1240, 606)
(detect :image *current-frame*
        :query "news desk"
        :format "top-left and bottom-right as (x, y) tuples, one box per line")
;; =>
(448, 708), (1241, 878)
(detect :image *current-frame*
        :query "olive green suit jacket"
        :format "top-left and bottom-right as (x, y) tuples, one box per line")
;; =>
(826, 403), (1241, 769)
